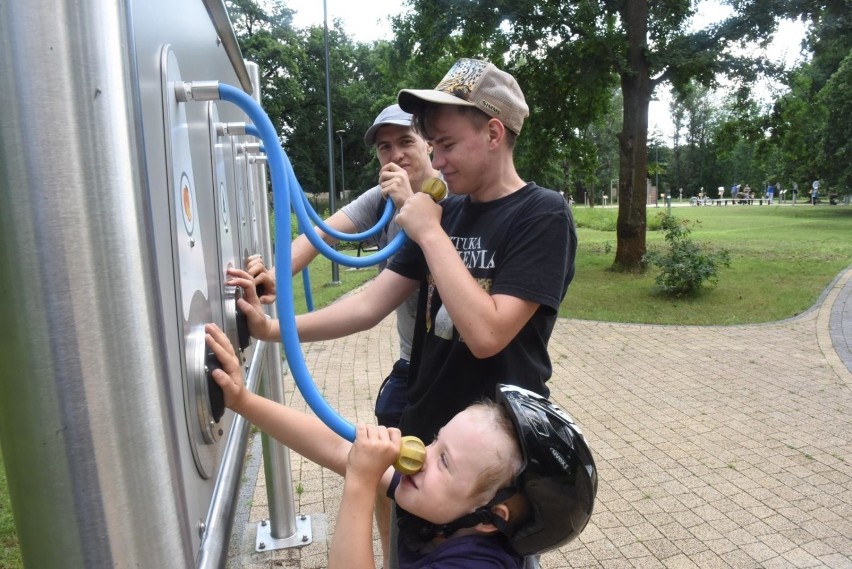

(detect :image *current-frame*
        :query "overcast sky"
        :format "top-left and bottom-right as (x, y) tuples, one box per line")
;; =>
(284, 0), (808, 140)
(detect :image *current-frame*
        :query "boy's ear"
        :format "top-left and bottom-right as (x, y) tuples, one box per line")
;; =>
(486, 118), (505, 149)
(472, 503), (510, 534)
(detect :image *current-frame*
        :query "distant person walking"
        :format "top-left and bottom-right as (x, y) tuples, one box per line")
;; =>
(812, 180), (820, 205)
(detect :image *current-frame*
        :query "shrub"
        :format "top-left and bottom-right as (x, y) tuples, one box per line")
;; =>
(642, 213), (731, 296)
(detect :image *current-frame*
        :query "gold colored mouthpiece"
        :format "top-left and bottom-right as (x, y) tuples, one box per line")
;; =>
(420, 177), (448, 202)
(394, 435), (426, 475)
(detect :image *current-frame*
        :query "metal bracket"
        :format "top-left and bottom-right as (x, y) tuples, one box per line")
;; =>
(255, 515), (313, 552)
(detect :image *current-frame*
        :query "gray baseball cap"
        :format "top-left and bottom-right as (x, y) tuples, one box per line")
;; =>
(363, 104), (413, 145)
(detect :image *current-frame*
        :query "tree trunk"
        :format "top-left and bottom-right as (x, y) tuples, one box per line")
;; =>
(614, 0), (653, 272)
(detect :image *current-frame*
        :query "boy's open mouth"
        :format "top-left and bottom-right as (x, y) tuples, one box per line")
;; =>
(402, 475), (418, 490)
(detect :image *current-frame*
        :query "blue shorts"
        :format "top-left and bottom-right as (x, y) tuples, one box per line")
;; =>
(375, 359), (409, 428)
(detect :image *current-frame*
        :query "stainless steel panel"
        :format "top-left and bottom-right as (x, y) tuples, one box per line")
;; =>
(0, 0), (268, 566)
(0, 1), (194, 566)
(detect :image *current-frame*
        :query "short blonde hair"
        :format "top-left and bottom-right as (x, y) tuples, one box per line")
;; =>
(467, 400), (523, 500)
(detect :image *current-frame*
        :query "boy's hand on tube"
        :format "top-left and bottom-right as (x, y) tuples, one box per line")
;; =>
(395, 192), (443, 244)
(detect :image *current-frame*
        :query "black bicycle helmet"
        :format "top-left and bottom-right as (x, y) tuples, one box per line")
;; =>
(396, 384), (597, 556)
(496, 383), (597, 555)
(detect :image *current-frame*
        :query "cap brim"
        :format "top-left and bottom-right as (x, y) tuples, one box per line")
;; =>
(364, 119), (414, 145)
(398, 89), (477, 114)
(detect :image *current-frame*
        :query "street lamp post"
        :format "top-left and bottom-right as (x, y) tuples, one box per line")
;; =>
(322, 0), (339, 284)
(655, 144), (659, 199)
(336, 130), (346, 201)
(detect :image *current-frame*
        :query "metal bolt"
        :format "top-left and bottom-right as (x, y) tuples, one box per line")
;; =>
(301, 535), (308, 543)
(300, 514), (306, 521)
(258, 542), (266, 550)
(189, 238), (196, 248)
(261, 519), (268, 527)
(204, 365), (209, 374)
(198, 521), (206, 539)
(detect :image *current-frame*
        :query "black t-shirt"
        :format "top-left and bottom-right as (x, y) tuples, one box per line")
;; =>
(387, 183), (576, 441)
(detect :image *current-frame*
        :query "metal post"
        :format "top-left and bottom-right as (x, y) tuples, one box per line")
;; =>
(336, 129), (346, 202)
(323, 0), (340, 284)
(655, 144), (659, 200)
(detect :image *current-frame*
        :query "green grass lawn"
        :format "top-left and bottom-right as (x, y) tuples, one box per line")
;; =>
(565, 204), (852, 324)
(3, 204), (850, 565)
(0, 452), (22, 569)
(292, 249), (379, 312)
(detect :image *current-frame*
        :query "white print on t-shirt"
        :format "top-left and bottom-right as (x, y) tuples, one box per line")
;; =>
(434, 305), (453, 339)
(424, 275), (493, 344)
(449, 236), (495, 269)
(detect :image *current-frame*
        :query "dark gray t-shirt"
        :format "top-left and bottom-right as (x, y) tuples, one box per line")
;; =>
(342, 184), (418, 361)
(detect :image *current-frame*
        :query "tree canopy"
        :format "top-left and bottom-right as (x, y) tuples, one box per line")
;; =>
(224, 0), (849, 266)
(392, 0), (789, 269)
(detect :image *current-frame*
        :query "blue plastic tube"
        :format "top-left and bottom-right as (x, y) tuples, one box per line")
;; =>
(247, 113), (401, 258)
(219, 83), (358, 440)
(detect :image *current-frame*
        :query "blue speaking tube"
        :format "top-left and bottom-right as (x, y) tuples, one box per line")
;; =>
(246, 114), (401, 257)
(299, 191), (395, 242)
(284, 159), (406, 268)
(219, 83), (356, 441)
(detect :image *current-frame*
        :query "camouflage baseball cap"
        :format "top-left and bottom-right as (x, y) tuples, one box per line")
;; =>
(398, 58), (529, 134)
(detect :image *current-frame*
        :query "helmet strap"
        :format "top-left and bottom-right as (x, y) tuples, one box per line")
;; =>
(438, 486), (517, 538)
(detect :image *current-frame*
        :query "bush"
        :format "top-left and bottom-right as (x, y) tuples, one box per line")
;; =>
(642, 213), (731, 296)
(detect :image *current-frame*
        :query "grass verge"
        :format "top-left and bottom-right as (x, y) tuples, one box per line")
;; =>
(566, 204), (852, 324)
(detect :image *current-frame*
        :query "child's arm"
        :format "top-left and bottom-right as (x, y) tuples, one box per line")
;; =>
(205, 322), (347, 474)
(330, 424), (401, 569)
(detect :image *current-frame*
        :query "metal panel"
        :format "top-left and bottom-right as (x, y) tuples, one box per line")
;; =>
(0, 1), (194, 566)
(0, 0), (266, 567)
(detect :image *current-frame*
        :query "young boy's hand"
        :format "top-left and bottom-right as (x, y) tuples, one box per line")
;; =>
(245, 254), (277, 304)
(347, 424), (400, 485)
(205, 322), (248, 411)
(226, 268), (276, 340)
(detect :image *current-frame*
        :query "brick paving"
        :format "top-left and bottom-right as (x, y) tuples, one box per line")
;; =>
(228, 268), (852, 568)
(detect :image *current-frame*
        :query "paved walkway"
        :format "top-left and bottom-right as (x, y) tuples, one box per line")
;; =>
(228, 268), (852, 569)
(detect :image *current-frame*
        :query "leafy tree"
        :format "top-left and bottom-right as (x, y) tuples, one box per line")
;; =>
(226, 0), (405, 203)
(763, 0), (852, 194)
(393, 0), (787, 270)
(819, 51), (852, 192)
(226, 0), (304, 140)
